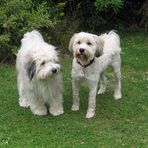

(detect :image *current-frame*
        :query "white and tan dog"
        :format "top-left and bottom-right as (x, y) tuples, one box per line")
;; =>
(16, 30), (64, 116)
(69, 31), (122, 118)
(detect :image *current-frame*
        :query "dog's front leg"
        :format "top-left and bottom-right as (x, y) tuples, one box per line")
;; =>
(49, 92), (64, 116)
(71, 78), (80, 111)
(86, 82), (98, 118)
(29, 90), (47, 116)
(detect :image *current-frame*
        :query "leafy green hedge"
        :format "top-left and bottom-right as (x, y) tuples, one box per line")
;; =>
(95, 0), (123, 13)
(0, 0), (146, 63)
(0, 0), (63, 62)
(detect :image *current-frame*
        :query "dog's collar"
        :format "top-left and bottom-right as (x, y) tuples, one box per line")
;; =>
(77, 58), (95, 68)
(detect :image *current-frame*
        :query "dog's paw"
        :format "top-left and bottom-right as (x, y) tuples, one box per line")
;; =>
(19, 98), (29, 108)
(114, 93), (122, 100)
(50, 109), (64, 116)
(97, 88), (106, 95)
(71, 105), (79, 111)
(86, 109), (95, 119)
(33, 109), (47, 116)
(31, 107), (47, 116)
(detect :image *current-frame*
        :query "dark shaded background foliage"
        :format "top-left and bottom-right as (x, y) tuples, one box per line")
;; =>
(65, 0), (146, 31)
(0, 0), (147, 63)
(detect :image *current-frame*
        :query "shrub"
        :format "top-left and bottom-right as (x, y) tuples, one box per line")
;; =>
(0, 0), (61, 63)
(66, 0), (124, 31)
(95, 0), (123, 13)
(138, 0), (148, 30)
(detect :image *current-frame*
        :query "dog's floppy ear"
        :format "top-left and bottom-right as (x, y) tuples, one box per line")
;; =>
(69, 33), (77, 53)
(27, 60), (36, 81)
(93, 35), (104, 57)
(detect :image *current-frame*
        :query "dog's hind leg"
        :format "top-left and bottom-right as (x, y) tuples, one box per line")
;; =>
(98, 72), (107, 95)
(112, 55), (122, 99)
(17, 73), (29, 107)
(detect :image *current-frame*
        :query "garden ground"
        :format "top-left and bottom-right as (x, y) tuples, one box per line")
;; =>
(0, 32), (148, 147)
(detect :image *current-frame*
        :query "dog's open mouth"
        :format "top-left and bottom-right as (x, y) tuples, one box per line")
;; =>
(76, 54), (88, 61)
(76, 53), (88, 62)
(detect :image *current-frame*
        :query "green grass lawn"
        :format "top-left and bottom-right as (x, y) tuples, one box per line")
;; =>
(0, 32), (148, 148)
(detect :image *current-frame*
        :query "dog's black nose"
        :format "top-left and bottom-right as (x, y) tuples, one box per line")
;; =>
(52, 68), (57, 74)
(79, 48), (85, 53)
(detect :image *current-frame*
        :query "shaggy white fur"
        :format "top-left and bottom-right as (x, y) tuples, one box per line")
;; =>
(69, 31), (122, 118)
(16, 30), (64, 116)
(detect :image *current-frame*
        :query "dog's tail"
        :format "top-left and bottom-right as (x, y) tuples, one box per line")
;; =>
(108, 30), (120, 42)
(103, 30), (121, 55)
(21, 30), (44, 44)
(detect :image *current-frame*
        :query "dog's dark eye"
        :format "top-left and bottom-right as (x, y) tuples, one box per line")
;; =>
(41, 61), (45, 65)
(87, 42), (92, 45)
(77, 41), (81, 44)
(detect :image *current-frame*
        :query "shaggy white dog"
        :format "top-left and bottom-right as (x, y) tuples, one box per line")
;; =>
(69, 31), (122, 118)
(16, 30), (64, 116)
